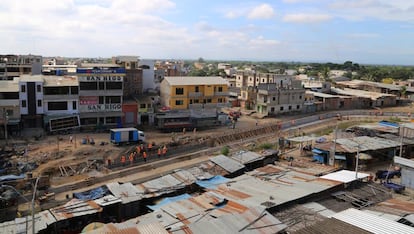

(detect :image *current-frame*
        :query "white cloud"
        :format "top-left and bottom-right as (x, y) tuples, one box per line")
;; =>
(329, 0), (414, 22)
(248, 36), (280, 47)
(247, 4), (275, 19)
(283, 13), (332, 23)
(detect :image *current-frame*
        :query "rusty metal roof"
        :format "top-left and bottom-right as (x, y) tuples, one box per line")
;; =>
(49, 199), (102, 221)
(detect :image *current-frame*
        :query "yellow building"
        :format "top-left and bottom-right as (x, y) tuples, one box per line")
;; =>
(160, 76), (229, 110)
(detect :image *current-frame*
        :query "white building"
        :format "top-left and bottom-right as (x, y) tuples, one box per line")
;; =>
(139, 59), (155, 92)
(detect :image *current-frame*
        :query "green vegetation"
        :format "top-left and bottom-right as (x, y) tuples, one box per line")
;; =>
(389, 116), (402, 122)
(257, 143), (274, 150)
(221, 146), (230, 156)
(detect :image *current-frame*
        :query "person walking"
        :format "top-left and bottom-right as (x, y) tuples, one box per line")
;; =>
(143, 151), (147, 162)
(121, 155), (126, 166)
(129, 153), (134, 165)
(162, 145), (167, 157)
(157, 147), (161, 158)
(148, 143), (153, 154)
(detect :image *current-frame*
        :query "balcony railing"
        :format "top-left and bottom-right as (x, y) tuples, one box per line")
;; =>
(189, 92), (203, 97)
(214, 91), (229, 96)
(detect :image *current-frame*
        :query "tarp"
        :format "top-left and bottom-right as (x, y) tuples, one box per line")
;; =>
(379, 120), (399, 128)
(312, 148), (324, 154)
(74, 186), (108, 201)
(147, 194), (192, 211)
(196, 175), (230, 189)
(335, 155), (347, 160)
(0, 174), (25, 182)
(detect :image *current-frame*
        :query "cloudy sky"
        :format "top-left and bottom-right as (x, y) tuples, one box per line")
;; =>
(1, 0), (414, 65)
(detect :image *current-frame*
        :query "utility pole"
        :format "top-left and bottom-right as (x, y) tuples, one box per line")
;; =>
(355, 144), (360, 179)
(330, 123), (338, 166)
(3, 108), (8, 145)
(399, 126), (404, 157)
(32, 177), (40, 234)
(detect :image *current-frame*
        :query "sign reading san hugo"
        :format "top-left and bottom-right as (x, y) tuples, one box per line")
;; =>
(78, 76), (123, 82)
(80, 103), (122, 112)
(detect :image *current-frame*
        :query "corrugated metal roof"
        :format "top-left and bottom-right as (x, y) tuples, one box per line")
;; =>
(209, 166), (334, 209)
(106, 182), (142, 204)
(93, 195), (122, 206)
(333, 208), (414, 234)
(331, 87), (396, 100)
(378, 198), (414, 213)
(320, 170), (369, 183)
(182, 166), (215, 180)
(49, 199), (102, 221)
(171, 169), (198, 184)
(184, 206), (287, 234)
(139, 174), (185, 198)
(18, 74), (44, 82)
(164, 76), (229, 86)
(336, 136), (401, 153)
(231, 151), (264, 164)
(395, 156), (414, 169)
(210, 154), (245, 173)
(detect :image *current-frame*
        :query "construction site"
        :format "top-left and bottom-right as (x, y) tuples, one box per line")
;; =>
(2, 107), (414, 233)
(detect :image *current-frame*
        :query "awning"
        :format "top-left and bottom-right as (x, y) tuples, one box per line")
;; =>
(312, 148), (324, 154)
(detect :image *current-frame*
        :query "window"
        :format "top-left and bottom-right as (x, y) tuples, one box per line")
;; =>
(21, 85), (26, 92)
(22, 100), (27, 107)
(37, 85), (41, 92)
(218, 98), (223, 103)
(140, 103), (146, 108)
(195, 86), (199, 92)
(48, 102), (68, 110)
(105, 96), (121, 104)
(70, 86), (79, 94)
(106, 82), (122, 90)
(289, 106), (292, 110)
(297, 105), (300, 109)
(280, 106), (284, 111)
(262, 79), (265, 82)
(207, 99), (212, 103)
(175, 100), (184, 105)
(272, 97), (276, 101)
(218, 87), (223, 92)
(299, 95), (302, 99)
(37, 100), (42, 107)
(176, 88), (184, 95)
(194, 99), (199, 103)
(80, 82), (98, 90)
(292, 95), (295, 100)
(73, 101), (77, 110)
(271, 107), (275, 112)
(98, 82), (104, 90)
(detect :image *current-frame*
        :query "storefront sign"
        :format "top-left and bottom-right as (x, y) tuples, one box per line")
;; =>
(77, 76), (123, 82)
(80, 104), (122, 112)
(77, 68), (126, 74)
(80, 96), (98, 105)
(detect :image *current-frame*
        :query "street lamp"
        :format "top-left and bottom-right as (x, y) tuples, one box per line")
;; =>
(3, 108), (8, 145)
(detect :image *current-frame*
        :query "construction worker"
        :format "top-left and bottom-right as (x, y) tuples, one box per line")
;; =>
(143, 151), (147, 162)
(121, 155), (126, 166)
(148, 143), (153, 152)
(136, 145), (141, 155)
(162, 145), (167, 157)
(157, 147), (161, 158)
(129, 153), (134, 164)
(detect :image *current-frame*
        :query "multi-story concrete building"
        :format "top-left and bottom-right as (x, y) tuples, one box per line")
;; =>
(139, 59), (155, 93)
(18, 75), (44, 128)
(112, 56), (143, 97)
(77, 66), (125, 129)
(160, 76), (229, 110)
(0, 79), (21, 137)
(0, 54), (42, 80)
(42, 75), (80, 131)
(235, 71), (294, 88)
(255, 79), (306, 116)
